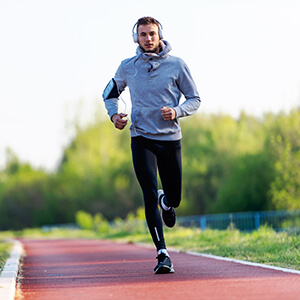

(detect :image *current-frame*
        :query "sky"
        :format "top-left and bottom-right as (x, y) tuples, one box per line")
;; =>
(0, 0), (300, 171)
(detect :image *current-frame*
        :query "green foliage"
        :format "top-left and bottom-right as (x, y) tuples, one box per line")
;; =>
(56, 120), (142, 222)
(75, 210), (111, 233)
(0, 150), (51, 230)
(0, 242), (10, 273)
(281, 217), (300, 229)
(179, 112), (271, 215)
(0, 107), (299, 230)
(268, 109), (300, 209)
(94, 213), (111, 233)
(213, 152), (276, 212)
(76, 210), (94, 230)
(75, 208), (147, 236)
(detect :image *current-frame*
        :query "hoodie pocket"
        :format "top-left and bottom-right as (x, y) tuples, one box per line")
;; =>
(132, 107), (178, 135)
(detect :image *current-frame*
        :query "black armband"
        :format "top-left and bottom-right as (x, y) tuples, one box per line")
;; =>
(102, 78), (120, 100)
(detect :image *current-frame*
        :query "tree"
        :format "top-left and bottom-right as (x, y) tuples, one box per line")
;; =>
(0, 151), (50, 230)
(269, 109), (300, 209)
(213, 152), (275, 213)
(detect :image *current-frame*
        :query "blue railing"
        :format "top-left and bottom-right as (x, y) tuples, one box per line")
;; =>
(42, 210), (300, 233)
(177, 209), (300, 232)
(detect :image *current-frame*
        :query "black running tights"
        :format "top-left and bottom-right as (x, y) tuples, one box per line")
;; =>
(131, 136), (182, 251)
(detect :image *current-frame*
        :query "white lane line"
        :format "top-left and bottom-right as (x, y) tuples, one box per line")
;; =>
(185, 251), (300, 275)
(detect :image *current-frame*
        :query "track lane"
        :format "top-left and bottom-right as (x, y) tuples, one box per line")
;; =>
(17, 239), (300, 300)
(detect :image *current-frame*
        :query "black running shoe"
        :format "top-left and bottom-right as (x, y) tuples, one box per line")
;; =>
(158, 190), (176, 228)
(154, 253), (175, 274)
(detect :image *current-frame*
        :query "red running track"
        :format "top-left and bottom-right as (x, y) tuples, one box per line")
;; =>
(17, 239), (300, 300)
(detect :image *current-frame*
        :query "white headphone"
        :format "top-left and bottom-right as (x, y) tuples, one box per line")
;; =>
(132, 19), (164, 43)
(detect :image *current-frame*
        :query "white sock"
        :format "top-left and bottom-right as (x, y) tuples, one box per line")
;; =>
(161, 196), (171, 211)
(158, 248), (169, 257)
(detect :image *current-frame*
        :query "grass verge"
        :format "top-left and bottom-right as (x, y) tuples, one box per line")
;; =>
(0, 224), (299, 271)
(0, 241), (11, 274)
(106, 225), (300, 270)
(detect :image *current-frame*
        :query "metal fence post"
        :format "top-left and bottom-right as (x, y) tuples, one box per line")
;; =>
(255, 212), (260, 230)
(200, 216), (207, 230)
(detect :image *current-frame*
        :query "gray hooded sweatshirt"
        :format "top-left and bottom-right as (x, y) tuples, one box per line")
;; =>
(104, 40), (201, 141)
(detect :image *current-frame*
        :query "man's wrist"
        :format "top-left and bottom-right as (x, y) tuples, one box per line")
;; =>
(111, 113), (118, 123)
(172, 108), (177, 118)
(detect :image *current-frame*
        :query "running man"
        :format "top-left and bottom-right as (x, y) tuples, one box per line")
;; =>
(103, 16), (201, 274)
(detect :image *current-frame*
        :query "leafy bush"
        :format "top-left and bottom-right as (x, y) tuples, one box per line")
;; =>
(75, 211), (94, 230)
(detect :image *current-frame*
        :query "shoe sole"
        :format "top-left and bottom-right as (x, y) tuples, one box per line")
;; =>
(154, 265), (175, 274)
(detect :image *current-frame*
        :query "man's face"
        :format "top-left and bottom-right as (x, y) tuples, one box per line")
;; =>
(137, 24), (160, 54)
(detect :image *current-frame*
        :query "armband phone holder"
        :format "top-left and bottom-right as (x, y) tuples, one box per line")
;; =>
(102, 78), (120, 100)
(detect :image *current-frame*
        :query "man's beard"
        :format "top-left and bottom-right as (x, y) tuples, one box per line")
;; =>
(140, 45), (159, 53)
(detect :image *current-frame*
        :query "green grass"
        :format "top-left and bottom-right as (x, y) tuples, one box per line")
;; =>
(0, 242), (11, 274)
(164, 226), (300, 270)
(0, 224), (299, 271)
(108, 225), (300, 270)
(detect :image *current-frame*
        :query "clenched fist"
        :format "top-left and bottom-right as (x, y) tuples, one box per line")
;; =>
(160, 106), (176, 121)
(112, 113), (128, 130)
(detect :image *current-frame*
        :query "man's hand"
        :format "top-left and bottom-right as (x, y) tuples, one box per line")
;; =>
(112, 113), (128, 130)
(160, 106), (176, 121)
